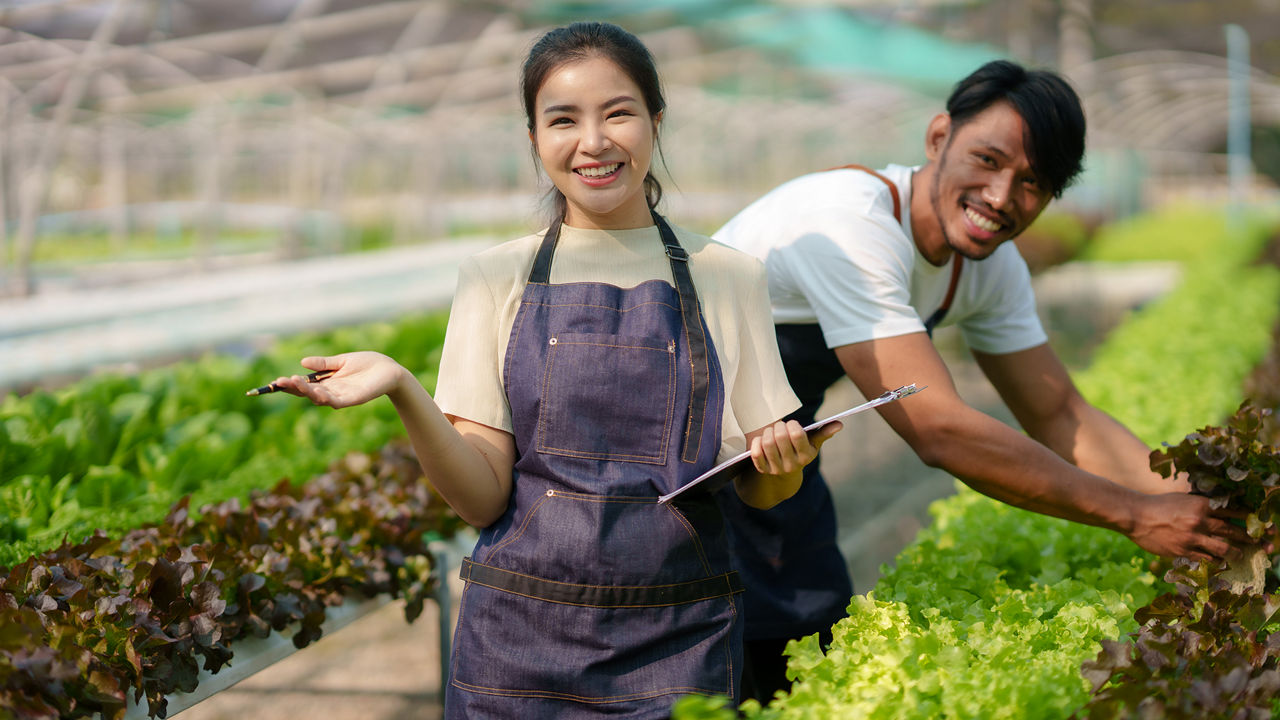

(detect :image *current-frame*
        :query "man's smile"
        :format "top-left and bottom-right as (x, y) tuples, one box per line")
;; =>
(964, 205), (1004, 234)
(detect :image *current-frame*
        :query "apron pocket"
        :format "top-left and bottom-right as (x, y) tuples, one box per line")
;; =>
(450, 581), (739, 704)
(537, 332), (676, 464)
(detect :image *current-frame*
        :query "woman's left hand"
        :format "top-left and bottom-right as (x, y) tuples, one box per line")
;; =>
(748, 419), (843, 476)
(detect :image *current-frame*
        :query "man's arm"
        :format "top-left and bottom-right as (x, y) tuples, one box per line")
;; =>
(971, 343), (1187, 495)
(833, 332), (1247, 559)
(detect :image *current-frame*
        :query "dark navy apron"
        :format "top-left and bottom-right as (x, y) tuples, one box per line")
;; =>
(719, 164), (961, 646)
(445, 213), (743, 719)
(716, 325), (852, 643)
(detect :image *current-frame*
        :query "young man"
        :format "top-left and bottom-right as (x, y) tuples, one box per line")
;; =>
(713, 59), (1251, 701)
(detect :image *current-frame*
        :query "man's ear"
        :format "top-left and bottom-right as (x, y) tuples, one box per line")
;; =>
(924, 113), (951, 162)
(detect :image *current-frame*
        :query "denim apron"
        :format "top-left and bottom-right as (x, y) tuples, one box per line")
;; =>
(445, 213), (743, 719)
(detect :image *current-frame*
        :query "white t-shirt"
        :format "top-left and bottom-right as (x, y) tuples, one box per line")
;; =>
(433, 222), (801, 463)
(713, 164), (1047, 354)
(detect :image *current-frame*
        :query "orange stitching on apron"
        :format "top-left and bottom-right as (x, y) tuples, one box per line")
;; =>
(484, 490), (553, 560)
(663, 501), (714, 575)
(451, 677), (724, 702)
(536, 339), (675, 463)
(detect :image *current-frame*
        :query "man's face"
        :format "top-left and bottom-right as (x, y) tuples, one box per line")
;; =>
(926, 101), (1054, 261)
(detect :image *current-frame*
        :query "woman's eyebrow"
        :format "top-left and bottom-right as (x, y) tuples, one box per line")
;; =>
(541, 95), (638, 115)
(601, 94), (638, 108)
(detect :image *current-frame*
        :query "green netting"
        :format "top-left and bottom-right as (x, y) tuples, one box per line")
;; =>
(531, 1), (1003, 94)
(717, 5), (1003, 90)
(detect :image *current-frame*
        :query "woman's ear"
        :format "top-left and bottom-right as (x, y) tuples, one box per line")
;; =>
(652, 110), (663, 134)
(923, 112), (951, 162)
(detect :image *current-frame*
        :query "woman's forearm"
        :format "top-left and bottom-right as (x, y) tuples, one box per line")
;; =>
(387, 370), (513, 527)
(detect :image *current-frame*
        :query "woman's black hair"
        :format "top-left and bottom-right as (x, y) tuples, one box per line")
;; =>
(946, 60), (1086, 198)
(521, 22), (666, 222)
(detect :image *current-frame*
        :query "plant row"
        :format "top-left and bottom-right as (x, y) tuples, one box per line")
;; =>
(673, 208), (1280, 719)
(0, 311), (449, 568)
(1, 440), (463, 720)
(1079, 403), (1280, 718)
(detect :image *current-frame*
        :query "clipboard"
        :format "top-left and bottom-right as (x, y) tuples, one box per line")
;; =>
(656, 383), (926, 505)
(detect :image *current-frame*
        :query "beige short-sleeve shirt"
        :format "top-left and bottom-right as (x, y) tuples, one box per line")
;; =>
(433, 222), (800, 463)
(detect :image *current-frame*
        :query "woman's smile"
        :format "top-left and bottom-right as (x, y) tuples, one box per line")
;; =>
(575, 161), (624, 184)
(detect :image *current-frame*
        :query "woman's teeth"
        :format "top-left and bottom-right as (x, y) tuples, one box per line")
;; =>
(576, 163), (620, 178)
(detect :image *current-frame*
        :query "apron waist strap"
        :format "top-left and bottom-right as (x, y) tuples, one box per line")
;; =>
(459, 557), (743, 608)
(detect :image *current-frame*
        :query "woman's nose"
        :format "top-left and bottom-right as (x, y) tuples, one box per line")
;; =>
(580, 121), (612, 154)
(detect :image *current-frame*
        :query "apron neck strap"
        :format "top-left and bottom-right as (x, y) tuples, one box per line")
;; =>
(652, 212), (711, 464)
(527, 217), (562, 285)
(923, 255), (963, 338)
(526, 212), (711, 464)
(826, 163), (962, 339)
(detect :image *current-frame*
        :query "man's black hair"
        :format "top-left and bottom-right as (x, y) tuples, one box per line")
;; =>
(946, 60), (1086, 198)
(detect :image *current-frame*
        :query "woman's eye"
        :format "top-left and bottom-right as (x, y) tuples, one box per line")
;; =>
(608, 109), (634, 119)
(547, 116), (572, 127)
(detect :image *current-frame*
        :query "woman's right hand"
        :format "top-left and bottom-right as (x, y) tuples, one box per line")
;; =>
(271, 352), (411, 409)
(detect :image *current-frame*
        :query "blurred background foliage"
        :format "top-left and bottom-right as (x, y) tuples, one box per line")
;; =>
(0, 0), (1277, 295)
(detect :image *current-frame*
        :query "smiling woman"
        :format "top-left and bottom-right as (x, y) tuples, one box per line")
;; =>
(266, 20), (841, 720)
(519, 22), (668, 230)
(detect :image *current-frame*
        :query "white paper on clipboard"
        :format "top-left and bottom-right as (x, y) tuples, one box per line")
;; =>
(656, 383), (926, 504)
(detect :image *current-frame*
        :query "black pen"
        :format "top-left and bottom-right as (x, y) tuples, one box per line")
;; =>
(245, 369), (336, 396)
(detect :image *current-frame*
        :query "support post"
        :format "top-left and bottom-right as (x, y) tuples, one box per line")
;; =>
(1225, 22), (1252, 239)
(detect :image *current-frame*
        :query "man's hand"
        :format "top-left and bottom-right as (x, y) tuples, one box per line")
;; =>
(1126, 492), (1253, 561)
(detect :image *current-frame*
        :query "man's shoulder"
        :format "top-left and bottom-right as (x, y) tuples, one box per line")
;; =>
(762, 164), (911, 209)
(726, 165), (913, 237)
(676, 225), (768, 276)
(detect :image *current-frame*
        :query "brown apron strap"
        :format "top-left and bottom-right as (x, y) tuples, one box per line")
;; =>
(826, 164), (961, 337)
(923, 256), (963, 337)
(826, 163), (900, 222)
